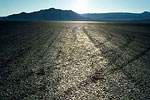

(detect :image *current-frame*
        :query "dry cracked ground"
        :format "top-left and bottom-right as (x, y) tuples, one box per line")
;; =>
(0, 21), (150, 100)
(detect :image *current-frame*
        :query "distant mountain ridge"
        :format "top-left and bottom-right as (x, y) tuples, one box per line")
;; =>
(1, 8), (150, 21)
(3, 8), (85, 21)
(81, 11), (150, 21)
(0, 17), (3, 20)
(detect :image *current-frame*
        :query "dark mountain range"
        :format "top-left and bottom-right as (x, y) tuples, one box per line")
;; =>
(81, 11), (150, 21)
(0, 17), (3, 20)
(3, 8), (85, 21)
(1, 8), (150, 21)
(131, 19), (150, 23)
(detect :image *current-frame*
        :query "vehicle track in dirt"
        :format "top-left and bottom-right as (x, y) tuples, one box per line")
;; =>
(0, 21), (150, 100)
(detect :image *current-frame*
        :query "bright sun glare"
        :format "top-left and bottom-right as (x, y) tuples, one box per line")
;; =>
(76, 0), (87, 14)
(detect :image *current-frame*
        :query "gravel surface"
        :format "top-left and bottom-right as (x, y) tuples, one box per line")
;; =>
(0, 21), (150, 100)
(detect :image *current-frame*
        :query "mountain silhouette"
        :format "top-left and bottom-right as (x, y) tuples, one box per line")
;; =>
(3, 8), (85, 21)
(1, 8), (150, 21)
(81, 11), (150, 21)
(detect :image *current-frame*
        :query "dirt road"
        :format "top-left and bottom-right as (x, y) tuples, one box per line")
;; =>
(0, 21), (150, 100)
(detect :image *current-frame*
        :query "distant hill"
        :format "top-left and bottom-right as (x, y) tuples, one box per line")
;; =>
(1, 8), (150, 22)
(3, 8), (85, 21)
(0, 17), (3, 20)
(81, 11), (150, 21)
(131, 19), (150, 23)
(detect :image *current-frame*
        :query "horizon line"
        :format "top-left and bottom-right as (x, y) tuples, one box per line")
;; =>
(0, 7), (149, 17)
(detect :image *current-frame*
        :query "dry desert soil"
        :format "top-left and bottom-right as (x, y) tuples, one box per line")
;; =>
(0, 21), (150, 100)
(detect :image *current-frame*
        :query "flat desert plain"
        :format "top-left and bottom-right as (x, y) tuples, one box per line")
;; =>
(0, 21), (150, 100)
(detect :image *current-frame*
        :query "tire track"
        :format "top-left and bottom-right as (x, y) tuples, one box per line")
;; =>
(9, 28), (63, 100)
(82, 25), (150, 98)
(1, 22), (150, 100)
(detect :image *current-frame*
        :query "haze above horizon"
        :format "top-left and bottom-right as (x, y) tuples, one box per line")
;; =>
(0, 0), (150, 16)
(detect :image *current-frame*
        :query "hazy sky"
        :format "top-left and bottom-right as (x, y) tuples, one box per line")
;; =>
(0, 0), (150, 16)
